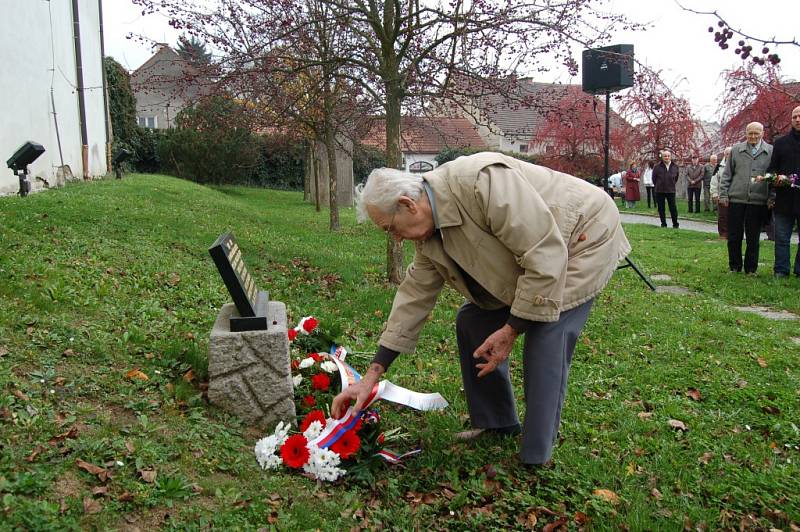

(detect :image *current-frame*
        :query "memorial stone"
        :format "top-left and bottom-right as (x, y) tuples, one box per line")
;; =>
(207, 233), (295, 427)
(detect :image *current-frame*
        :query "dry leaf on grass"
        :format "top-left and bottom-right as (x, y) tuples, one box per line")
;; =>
(542, 517), (568, 531)
(0, 346), (8, 357)
(83, 497), (102, 514)
(12, 389), (30, 402)
(668, 419), (688, 431)
(757, 357), (768, 368)
(139, 469), (157, 483)
(125, 369), (149, 381)
(637, 412), (654, 420)
(76, 459), (110, 482)
(686, 388), (702, 401)
(62, 349), (75, 357)
(593, 489), (620, 504)
(698, 452), (713, 465)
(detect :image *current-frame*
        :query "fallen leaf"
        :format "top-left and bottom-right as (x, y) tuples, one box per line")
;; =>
(54, 377), (66, 386)
(92, 486), (110, 497)
(637, 412), (654, 420)
(268, 511), (279, 524)
(83, 496), (102, 514)
(118, 491), (134, 502)
(26, 326), (34, 336)
(686, 388), (702, 401)
(125, 441), (136, 454)
(668, 419), (688, 431)
(126, 369), (149, 381)
(139, 469), (157, 483)
(76, 459), (110, 482)
(13, 389), (30, 402)
(736, 379), (748, 388)
(0, 346), (8, 357)
(757, 357), (768, 368)
(762, 405), (781, 415)
(62, 349), (75, 357)
(183, 369), (195, 382)
(26, 446), (45, 462)
(593, 489), (620, 505)
(651, 488), (663, 500)
(144, 352), (154, 360)
(574, 511), (589, 526)
(49, 426), (78, 445)
(542, 517), (568, 531)
(167, 273), (181, 286)
(698, 452), (713, 465)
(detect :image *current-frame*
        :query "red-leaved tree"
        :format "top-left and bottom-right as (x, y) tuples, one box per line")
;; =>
(718, 63), (800, 145)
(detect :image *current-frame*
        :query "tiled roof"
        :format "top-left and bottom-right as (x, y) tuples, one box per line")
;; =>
(473, 79), (627, 139)
(361, 116), (487, 153)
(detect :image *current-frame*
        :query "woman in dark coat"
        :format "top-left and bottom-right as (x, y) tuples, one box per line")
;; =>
(624, 163), (641, 208)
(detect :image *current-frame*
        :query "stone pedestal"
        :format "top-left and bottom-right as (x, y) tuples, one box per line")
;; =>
(208, 301), (295, 429)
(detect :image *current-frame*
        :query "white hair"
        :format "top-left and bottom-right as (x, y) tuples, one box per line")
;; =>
(355, 168), (424, 223)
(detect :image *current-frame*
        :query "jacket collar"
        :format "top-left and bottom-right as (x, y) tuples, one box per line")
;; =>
(737, 141), (767, 156)
(422, 172), (462, 228)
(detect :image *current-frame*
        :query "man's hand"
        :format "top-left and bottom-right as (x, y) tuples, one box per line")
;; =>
(473, 324), (519, 378)
(719, 198), (729, 207)
(331, 363), (384, 419)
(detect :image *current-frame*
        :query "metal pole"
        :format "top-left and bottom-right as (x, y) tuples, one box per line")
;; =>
(604, 90), (610, 195)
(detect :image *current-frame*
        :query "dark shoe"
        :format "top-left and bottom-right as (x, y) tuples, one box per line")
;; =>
(673, 224), (679, 229)
(661, 224), (667, 228)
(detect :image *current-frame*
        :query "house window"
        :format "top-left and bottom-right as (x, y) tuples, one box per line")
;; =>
(519, 144), (528, 153)
(545, 145), (556, 155)
(409, 161), (434, 173)
(137, 116), (158, 129)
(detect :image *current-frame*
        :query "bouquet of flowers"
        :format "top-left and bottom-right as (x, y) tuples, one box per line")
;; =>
(254, 316), (434, 483)
(753, 173), (799, 188)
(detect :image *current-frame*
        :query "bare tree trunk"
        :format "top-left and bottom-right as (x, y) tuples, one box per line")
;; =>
(324, 121), (339, 231)
(304, 143), (311, 202)
(313, 145), (321, 212)
(385, 81), (405, 284)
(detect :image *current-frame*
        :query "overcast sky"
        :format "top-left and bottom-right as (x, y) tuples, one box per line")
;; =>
(103, 0), (798, 123)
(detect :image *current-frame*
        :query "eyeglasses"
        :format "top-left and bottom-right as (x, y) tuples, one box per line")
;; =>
(384, 209), (398, 235)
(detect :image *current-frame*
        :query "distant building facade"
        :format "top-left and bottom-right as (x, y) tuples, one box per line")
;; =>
(131, 45), (210, 130)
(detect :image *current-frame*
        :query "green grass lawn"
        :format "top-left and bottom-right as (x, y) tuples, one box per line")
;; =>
(0, 174), (798, 530)
(614, 195), (719, 224)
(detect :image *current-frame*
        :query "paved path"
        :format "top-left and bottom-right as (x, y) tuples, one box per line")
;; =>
(620, 212), (799, 243)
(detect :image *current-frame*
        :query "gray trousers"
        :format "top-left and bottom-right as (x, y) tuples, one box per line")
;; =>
(456, 299), (594, 464)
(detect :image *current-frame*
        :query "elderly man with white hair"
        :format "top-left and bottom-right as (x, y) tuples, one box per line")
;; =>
(331, 152), (630, 467)
(719, 122), (773, 274)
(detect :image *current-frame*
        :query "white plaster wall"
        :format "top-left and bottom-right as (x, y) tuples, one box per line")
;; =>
(0, 0), (108, 196)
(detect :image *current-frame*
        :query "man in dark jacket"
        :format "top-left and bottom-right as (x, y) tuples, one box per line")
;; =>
(686, 155), (704, 213)
(652, 150), (680, 228)
(767, 105), (800, 277)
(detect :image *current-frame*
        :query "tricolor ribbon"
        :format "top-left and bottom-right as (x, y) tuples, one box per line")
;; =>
(309, 346), (448, 460)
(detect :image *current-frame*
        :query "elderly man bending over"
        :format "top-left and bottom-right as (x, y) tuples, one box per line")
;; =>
(332, 152), (631, 467)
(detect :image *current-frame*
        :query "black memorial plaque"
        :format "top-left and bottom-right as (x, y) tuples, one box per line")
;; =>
(209, 232), (270, 332)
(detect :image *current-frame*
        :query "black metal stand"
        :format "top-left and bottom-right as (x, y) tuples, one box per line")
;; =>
(617, 257), (656, 291)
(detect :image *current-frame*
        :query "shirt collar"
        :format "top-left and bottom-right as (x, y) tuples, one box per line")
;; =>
(422, 180), (440, 230)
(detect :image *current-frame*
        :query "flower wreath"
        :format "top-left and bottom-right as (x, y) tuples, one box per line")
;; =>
(254, 316), (448, 482)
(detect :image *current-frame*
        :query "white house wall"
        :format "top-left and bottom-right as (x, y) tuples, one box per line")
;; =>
(0, 0), (108, 196)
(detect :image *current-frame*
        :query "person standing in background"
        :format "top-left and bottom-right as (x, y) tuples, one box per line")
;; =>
(653, 150), (680, 228)
(703, 154), (717, 212)
(686, 155), (703, 213)
(624, 163), (641, 209)
(719, 123), (773, 274)
(711, 147), (732, 239)
(643, 161), (655, 208)
(766, 105), (800, 277)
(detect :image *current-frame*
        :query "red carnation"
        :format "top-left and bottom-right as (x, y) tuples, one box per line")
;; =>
(310, 352), (323, 362)
(378, 433), (385, 445)
(331, 430), (361, 460)
(291, 359), (300, 370)
(311, 373), (330, 392)
(280, 434), (310, 468)
(288, 329), (298, 341)
(303, 395), (316, 407)
(300, 410), (327, 432)
(302, 317), (319, 333)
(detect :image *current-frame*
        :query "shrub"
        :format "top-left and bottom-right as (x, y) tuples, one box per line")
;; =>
(353, 144), (387, 185)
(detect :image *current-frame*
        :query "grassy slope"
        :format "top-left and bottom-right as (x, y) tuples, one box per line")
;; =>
(0, 175), (797, 530)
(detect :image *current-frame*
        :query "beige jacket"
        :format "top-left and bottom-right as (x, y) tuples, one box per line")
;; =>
(379, 152), (631, 354)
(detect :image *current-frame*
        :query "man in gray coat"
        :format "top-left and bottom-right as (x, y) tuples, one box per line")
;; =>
(719, 122), (773, 274)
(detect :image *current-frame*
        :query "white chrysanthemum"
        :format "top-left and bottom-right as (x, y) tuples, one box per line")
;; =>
(254, 436), (281, 470)
(292, 374), (302, 387)
(299, 357), (315, 369)
(320, 360), (337, 373)
(303, 420), (324, 440)
(273, 421), (290, 445)
(303, 445), (345, 482)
